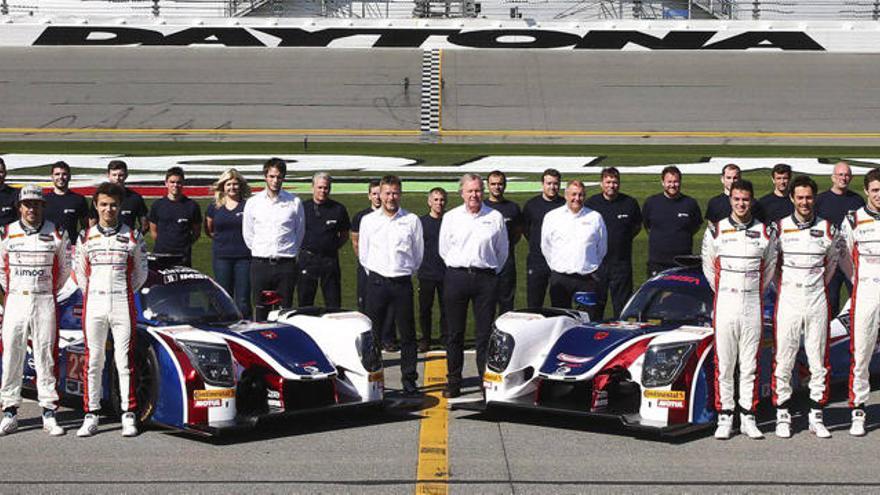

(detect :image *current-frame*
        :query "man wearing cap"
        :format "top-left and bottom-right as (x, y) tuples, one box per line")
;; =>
(0, 185), (71, 436)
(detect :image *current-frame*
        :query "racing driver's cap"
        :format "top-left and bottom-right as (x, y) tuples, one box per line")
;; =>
(17, 184), (46, 204)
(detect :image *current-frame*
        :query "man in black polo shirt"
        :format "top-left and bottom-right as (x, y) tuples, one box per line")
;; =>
(817, 160), (865, 316)
(705, 163), (741, 223)
(44, 161), (88, 242)
(88, 160), (148, 232)
(522, 168), (564, 307)
(297, 172), (350, 309)
(586, 167), (642, 319)
(757, 163), (794, 223)
(484, 170), (522, 314)
(418, 187), (448, 353)
(148, 167), (201, 267)
(642, 166), (702, 277)
(0, 158), (19, 227)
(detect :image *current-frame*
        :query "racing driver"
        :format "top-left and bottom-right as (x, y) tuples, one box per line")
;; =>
(0, 184), (71, 436)
(772, 175), (837, 439)
(840, 167), (880, 437)
(702, 179), (776, 440)
(74, 182), (148, 437)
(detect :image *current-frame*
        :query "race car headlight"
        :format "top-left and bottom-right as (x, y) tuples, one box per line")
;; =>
(356, 331), (382, 373)
(487, 329), (515, 373)
(178, 340), (235, 387)
(641, 343), (695, 388)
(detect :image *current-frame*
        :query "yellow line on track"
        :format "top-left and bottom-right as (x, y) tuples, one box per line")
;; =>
(416, 351), (449, 495)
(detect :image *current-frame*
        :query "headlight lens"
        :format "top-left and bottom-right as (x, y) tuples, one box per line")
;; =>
(356, 331), (382, 372)
(487, 329), (515, 372)
(641, 343), (695, 388)
(178, 340), (235, 387)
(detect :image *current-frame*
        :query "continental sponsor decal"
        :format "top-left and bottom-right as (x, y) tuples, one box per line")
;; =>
(857, 218), (875, 225)
(193, 388), (235, 400)
(644, 390), (686, 401)
(483, 371), (503, 383)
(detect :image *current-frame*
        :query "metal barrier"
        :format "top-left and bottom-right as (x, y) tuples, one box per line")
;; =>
(1, 0), (271, 17)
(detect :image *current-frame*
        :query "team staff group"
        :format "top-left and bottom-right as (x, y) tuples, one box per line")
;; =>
(0, 157), (876, 439)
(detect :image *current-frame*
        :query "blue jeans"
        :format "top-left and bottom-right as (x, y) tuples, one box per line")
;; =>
(213, 257), (252, 319)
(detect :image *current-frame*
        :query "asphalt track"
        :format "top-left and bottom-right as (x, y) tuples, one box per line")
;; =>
(2, 48), (880, 143)
(2, 352), (880, 494)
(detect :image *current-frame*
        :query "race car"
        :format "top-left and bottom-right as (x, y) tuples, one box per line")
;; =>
(15, 265), (382, 436)
(482, 264), (880, 435)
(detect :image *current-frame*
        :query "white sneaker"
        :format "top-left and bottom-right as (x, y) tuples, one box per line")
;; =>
(808, 409), (831, 439)
(77, 414), (99, 438)
(850, 409), (867, 437)
(740, 413), (764, 439)
(42, 412), (65, 437)
(714, 413), (734, 440)
(121, 412), (138, 437)
(775, 409), (792, 439)
(0, 413), (17, 436)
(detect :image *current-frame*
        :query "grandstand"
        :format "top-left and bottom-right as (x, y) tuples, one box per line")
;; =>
(2, 0), (879, 20)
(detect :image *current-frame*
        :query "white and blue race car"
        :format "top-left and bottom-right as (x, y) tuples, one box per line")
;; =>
(15, 265), (383, 436)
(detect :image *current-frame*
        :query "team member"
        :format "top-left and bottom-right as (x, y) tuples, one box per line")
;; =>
(522, 169), (563, 307)
(358, 175), (423, 396)
(772, 175), (836, 439)
(817, 161), (865, 317)
(484, 170), (523, 314)
(439, 174), (508, 398)
(542, 180), (607, 321)
(418, 187), (448, 353)
(205, 169), (252, 318)
(0, 185), (70, 436)
(643, 166), (703, 277)
(705, 163), (741, 223)
(586, 167), (642, 318)
(88, 160), (148, 232)
(0, 158), (19, 227)
(297, 173), (350, 308)
(74, 182), (149, 438)
(243, 158), (304, 321)
(702, 180), (776, 440)
(758, 163), (794, 223)
(839, 167), (880, 437)
(45, 161), (89, 243)
(148, 167), (201, 267)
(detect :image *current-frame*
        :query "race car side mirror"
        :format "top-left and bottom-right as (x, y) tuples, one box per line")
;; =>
(261, 290), (282, 307)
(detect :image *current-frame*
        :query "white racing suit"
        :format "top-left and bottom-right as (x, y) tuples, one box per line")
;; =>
(0, 220), (71, 410)
(702, 217), (776, 413)
(772, 214), (838, 409)
(74, 224), (148, 413)
(840, 207), (880, 408)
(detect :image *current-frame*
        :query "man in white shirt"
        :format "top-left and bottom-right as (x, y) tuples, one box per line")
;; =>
(242, 158), (305, 321)
(541, 180), (607, 320)
(439, 173), (509, 398)
(358, 175), (424, 396)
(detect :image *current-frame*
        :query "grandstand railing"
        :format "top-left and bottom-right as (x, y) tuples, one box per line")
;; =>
(1, 0), (271, 17)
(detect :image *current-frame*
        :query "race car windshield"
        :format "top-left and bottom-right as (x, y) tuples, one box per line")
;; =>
(140, 279), (243, 325)
(619, 284), (712, 326)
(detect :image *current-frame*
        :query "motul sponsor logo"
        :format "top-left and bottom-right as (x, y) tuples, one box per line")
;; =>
(32, 26), (826, 51)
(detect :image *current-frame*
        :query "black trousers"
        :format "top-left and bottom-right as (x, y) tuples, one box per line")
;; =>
(418, 277), (448, 345)
(296, 250), (341, 308)
(526, 261), (551, 308)
(594, 260), (634, 319)
(358, 263), (396, 344)
(495, 255), (517, 315)
(251, 257), (297, 321)
(647, 261), (676, 279)
(364, 272), (417, 384)
(549, 271), (601, 321)
(444, 268), (498, 388)
(827, 268), (852, 317)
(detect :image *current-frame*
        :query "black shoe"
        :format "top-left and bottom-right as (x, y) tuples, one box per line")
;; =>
(442, 385), (461, 399)
(382, 343), (399, 353)
(402, 381), (420, 397)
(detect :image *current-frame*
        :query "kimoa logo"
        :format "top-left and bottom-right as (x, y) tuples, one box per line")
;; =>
(32, 26), (827, 51)
(15, 267), (45, 277)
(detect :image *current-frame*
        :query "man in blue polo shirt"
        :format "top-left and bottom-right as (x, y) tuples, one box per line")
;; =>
(45, 161), (88, 243)
(642, 166), (702, 277)
(148, 167), (201, 267)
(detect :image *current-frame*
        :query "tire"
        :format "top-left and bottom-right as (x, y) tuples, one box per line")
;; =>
(109, 341), (160, 425)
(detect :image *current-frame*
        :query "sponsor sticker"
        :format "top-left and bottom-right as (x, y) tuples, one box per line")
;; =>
(644, 390), (685, 401)
(194, 399), (222, 408)
(483, 371), (502, 383)
(556, 353), (592, 364)
(657, 400), (686, 409)
(193, 388), (235, 400)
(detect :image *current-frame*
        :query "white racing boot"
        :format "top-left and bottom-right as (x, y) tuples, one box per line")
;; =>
(77, 414), (99, 438)
(850, 409), (866, 437)
(740, 413), (764, 439)
(0, 412), (17, 436)
(42, 410), (65, 437)
(121, 412), (138, 437)
(714, 412), (734, 440)
(775, 409), (792, 439)
(808, 409), (831, 439)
